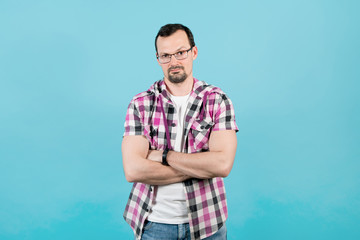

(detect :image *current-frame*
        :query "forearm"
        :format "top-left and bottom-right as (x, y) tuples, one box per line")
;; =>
(125, 156), (190, 185)
(167, 151), (232, 179)
(165, 130), (237, 179)
(122, 136), (191, 185)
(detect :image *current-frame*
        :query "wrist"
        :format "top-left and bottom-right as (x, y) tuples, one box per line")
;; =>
(162, 148), (170, 166)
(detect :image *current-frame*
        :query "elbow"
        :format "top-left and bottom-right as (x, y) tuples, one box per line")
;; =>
(218, 158), (234, 178)
(124, 171), (135, 183)
(219, 167), (231, 178)
(123, 164), (138, 183)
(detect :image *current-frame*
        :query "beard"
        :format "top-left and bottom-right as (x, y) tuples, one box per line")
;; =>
(168, 66), (187, 84)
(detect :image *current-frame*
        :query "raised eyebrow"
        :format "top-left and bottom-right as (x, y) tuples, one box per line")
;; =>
(176, 46), (188, 52)
(159, 46), (188, 55)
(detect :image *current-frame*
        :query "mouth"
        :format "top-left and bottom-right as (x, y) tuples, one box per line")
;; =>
(169, 67), (183, 74)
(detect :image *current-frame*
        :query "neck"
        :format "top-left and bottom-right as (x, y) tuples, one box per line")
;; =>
(164, 76), (194, 96)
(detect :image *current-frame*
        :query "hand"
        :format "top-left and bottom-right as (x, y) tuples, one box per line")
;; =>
(147, 150), (162, 163)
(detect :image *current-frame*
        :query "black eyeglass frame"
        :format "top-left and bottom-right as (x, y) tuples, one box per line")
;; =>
(156, 47), (194, 64)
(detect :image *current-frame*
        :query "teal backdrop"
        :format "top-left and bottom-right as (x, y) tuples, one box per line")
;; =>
(1, 0), (359, 239)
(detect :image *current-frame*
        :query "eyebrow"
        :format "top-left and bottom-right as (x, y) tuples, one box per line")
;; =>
(159, 46), (188, 55)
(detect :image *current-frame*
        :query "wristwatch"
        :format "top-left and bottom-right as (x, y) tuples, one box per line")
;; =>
(162, 148), (170, 166)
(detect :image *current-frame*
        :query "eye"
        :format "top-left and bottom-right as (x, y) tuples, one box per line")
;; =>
(177, 51), (186, 56)
(161, 54), (169, 59)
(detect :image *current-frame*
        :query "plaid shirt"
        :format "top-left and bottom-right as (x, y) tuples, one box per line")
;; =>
(123, 78), (238, 240)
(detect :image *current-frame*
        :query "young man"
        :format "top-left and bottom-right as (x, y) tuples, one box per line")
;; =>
(122, 24), (238, 240)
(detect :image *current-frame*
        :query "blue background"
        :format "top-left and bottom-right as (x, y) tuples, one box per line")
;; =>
(1, 0), (359, 239)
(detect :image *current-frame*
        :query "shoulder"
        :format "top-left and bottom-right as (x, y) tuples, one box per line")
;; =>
(130, 80), (161, 103)
(194, 79), (229, 100)
(131, 90), (153, 102)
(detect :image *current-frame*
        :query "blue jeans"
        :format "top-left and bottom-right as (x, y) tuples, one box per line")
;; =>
(140, 221), (227, 240)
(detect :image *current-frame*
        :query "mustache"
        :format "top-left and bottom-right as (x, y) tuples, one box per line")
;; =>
(168, 66), (184, 72)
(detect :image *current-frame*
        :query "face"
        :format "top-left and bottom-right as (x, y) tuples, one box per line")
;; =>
(156, 30), (198, 84)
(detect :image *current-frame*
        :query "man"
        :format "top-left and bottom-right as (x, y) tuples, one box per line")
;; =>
(122, 23), (238, 240)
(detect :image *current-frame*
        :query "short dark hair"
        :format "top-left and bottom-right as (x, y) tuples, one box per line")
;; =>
(155, 23), (196, 53)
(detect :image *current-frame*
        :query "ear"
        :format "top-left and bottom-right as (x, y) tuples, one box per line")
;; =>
(191, 46), (198, 60)
(156, 53), (161, 65)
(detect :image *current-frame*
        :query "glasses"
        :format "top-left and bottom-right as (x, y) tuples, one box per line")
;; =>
(157, 47), (193, 64)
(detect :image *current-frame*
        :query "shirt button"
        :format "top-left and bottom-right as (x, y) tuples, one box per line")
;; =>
(172, 123), (176, 127)
(150, 187), (153, 191)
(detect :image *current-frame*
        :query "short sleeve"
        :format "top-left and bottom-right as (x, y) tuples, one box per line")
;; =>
(212, 93), (238, 132)
(123, 100), (144, 136)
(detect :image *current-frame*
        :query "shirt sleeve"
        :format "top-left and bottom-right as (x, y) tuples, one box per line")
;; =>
(212, 93), (238, 132)
(123, 99), (144, 136)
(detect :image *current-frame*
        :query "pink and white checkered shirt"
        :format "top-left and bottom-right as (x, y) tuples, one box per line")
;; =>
(123, 78), (238, 240)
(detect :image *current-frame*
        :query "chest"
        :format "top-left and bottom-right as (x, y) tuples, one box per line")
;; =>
(143, 97), (215, 153)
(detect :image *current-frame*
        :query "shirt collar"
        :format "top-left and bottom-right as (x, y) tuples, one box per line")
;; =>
(155, 78), (206, 99)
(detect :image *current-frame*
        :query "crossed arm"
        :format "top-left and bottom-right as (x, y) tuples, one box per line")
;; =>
(122, 130), (237, 185)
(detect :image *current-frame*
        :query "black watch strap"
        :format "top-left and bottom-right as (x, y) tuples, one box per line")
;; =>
(162, 148), (170, 166)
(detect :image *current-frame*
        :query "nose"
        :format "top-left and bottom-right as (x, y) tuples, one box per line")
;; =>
(169, 54), (180, 65)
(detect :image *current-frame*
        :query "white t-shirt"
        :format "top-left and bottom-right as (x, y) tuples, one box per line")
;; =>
(147, 93), (190, 224)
